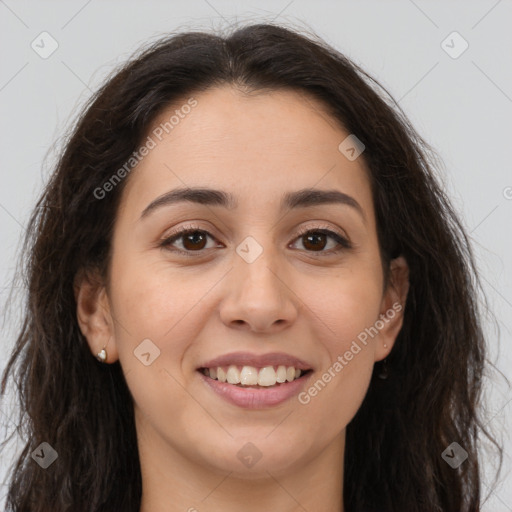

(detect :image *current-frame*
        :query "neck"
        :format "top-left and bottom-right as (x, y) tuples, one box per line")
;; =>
(137, 417), (345, 512)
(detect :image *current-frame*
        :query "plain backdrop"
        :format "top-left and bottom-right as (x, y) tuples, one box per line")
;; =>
(1, 0), (511, 510)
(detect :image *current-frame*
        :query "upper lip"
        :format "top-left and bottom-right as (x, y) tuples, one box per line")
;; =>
(198, 351), (313, 371)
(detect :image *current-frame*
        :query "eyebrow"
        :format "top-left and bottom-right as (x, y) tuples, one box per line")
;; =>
(139, 186), (366, 222)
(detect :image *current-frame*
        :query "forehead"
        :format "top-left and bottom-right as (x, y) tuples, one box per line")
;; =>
(120, 86), (374, 220)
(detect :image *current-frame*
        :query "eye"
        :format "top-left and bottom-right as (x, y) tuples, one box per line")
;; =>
(159, 224), (352, 257)
(290, 226), (352, 255)
(159, 225), (219, 255)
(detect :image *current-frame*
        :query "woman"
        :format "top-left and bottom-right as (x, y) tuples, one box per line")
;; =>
(0, 22), (502, 511)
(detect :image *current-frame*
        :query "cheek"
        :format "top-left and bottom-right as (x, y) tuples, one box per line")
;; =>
(108, 262), (208, 430)
(297, 348), (374, 448)
(311, 262), (384, 347)
(108, 251), (212, 381)
(296, 265), (381, 425)
(298, 275), (379, 431)
(110, 247), (207, 333)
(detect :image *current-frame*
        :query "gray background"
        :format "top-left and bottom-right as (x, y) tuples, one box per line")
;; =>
(1, 0), (511, 509)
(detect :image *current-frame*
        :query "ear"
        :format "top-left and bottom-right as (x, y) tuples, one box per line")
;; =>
(74, 268), (119, 363)
(374, 255), (409, 362)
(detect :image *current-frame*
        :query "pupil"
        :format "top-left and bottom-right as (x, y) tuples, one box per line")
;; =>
(185, 231), (206, 250)
(304, 233), (325, 250)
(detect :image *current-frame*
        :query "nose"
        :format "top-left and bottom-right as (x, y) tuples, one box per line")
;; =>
(219, 243), (299, 334)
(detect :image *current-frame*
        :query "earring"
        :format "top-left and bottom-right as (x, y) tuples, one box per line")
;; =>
(96, 347), (108, 363)
(383, 343), (388, 349)
(377, 359), (389, 380)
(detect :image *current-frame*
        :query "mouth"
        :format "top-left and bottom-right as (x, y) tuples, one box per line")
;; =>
(198, 365), (313, 388)
(196, 351), (314, 408)
(196, 364), (314, 409)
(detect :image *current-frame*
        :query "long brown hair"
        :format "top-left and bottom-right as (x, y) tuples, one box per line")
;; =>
(1, 22), (503, 511)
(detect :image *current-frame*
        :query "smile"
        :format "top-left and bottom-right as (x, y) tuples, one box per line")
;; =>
(199, 365), (311, 387)
(197, 366), (313, 409)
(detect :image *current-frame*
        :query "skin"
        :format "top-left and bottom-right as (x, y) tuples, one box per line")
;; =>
(76, 86), (409, 512)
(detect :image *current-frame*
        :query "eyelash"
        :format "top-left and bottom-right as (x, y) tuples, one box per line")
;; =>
(159, 223), (352, 258)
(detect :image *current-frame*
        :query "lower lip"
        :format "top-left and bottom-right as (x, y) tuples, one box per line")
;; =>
(198, 371), (312, 409)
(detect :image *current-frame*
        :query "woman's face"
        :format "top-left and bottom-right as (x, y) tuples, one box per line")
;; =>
(78, 86), (408, 481)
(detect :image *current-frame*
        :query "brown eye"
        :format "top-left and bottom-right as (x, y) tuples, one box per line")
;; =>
(160, 228), (217, 254)
(291, 228), (351, 255)
(160, 225), (351, 258)
(181, 231), (208, 251)
(301, 231), (329, 251)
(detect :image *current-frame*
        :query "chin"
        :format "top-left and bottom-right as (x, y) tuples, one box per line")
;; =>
(199, 435), (309, 478)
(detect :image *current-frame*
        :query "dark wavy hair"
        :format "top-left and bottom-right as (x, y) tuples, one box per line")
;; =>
(0, 21), (503, 512)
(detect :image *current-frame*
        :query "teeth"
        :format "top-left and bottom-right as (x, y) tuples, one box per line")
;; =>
(276, 365), (287, 383)
(203, 364), (306, 386)
(217, 367), (227, 383)
(240, 366), (258, 385)
(226, 365), (240, 384)
(258, 366), (276, 386)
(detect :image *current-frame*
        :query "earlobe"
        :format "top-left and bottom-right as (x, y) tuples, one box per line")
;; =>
(375, 255), (410, 361)
(74, 268), (119, 363)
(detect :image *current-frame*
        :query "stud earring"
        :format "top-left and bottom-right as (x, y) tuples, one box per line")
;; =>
(95, 336), (112, 363)
(96, 347), (108, 363)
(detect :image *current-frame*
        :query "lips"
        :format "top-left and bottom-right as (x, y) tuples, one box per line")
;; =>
(196, 351), (314, 408)
(198, 351), (314, 371)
